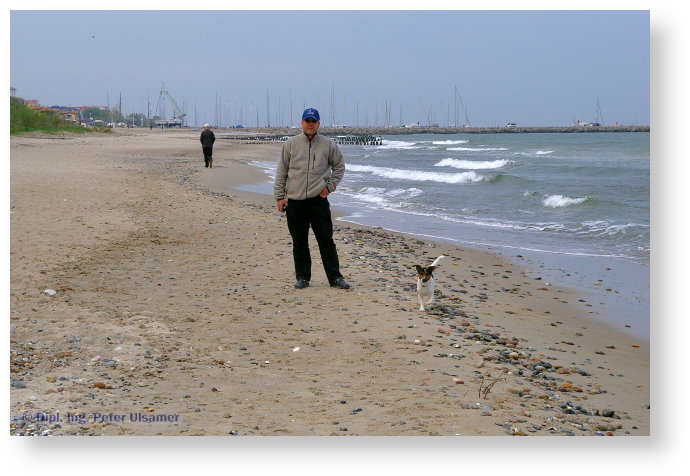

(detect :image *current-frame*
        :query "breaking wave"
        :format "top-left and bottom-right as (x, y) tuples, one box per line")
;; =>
(347, 164), (485, 184)
(434, 158), (511, 170)
(432, 140), (470, 145)
(447, 146), (509, 151)
(542, 194), (589, 208)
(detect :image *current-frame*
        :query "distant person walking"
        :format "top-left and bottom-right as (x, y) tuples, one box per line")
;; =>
(274, 108), (350, 290)
(200, 124), (216, 168)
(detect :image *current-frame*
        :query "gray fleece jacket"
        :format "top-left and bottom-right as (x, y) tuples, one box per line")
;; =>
(274, 132), (345, 201)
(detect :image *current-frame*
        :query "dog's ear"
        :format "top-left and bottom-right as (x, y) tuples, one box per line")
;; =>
(427, 266), (436, 274)
(414, 265), (424, 274)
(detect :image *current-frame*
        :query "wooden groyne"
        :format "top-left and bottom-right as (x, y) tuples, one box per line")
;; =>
(218, 134), (289, 144)
(329, 134), (382, 145)
(218, 132), (383, 145)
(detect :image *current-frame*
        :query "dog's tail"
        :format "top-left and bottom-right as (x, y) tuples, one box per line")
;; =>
(430, 255), (448, 267)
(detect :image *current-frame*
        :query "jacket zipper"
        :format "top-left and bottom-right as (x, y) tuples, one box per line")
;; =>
(306, 139), (311, 199)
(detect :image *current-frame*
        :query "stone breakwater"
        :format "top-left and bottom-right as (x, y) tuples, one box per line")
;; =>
(213, 125), (649, 136)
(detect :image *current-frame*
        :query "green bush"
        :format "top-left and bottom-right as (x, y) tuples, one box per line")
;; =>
(10, 97), (92, 134)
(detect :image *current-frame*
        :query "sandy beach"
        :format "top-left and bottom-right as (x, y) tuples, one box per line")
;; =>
(9, 128), (649, 436)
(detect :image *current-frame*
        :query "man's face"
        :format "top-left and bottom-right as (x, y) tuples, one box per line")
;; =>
(301, 118), (320, 136)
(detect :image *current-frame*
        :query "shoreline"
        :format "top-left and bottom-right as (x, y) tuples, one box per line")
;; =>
(205, 144), (650, 341)
(10, 129), (649, 436)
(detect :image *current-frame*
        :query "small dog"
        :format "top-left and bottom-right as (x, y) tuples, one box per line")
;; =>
(415, 255), (447, 311)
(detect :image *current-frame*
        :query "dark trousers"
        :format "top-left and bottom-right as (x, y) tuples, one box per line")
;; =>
(286, 196), (343, 283)
(202, 147), (213, 167)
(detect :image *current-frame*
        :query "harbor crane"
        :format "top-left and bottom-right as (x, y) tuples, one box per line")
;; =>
(154, 85), (186, 128)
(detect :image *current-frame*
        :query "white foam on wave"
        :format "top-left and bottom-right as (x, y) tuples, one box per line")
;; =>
(375, 140), (419, 150)
(384, 188), (424, 198)
(432, 140), (469, 145)
(249, 161), (277, 178)
(348, 187), (423, 201)
(543, 194), (588, 208)
(535, 150), (555, 155)
(447, 147), (509, 151)
(347, 164), (485, 184)
(434, 158), (511, 170)
(348, 187), (388, 204)
(337, 186), (424, 211)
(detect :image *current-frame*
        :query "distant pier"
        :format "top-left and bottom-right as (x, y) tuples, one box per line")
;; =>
(213, 125), (649, 143)
(218, 132), (383, 145)
(218, 134), (289, 144)
(216, 125), (649, 136)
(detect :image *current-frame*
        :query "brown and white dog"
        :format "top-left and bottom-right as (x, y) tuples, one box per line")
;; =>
(415, 255), (448, 311)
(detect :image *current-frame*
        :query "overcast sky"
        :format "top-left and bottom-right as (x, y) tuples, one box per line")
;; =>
(10, 8), (650, 127)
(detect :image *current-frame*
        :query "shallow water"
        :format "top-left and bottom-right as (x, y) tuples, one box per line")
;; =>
(242, 132), (650, 339)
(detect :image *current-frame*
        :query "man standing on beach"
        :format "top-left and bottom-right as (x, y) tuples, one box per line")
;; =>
(200, 124), (215, 168)
(274, 108), (350, 290)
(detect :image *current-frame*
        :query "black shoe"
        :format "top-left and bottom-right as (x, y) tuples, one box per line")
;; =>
(330, 277), (351, 289)
(294, 279), (309, 289)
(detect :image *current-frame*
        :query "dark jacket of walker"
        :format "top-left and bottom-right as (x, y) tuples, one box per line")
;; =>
(200, 129), (216, 148)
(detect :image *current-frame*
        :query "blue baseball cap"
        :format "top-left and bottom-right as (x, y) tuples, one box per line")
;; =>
(302, 108), (320, 121)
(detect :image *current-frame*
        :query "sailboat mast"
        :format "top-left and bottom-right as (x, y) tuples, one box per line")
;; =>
(597, 98), (605, 125)
(454, 85), (458, 127)
(330, 83), (335, 127)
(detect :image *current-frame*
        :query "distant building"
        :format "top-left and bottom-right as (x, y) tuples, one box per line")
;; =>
(59, 111), (81, 124)
(25, 102), (83, 124)
(17, 97), (111, 125)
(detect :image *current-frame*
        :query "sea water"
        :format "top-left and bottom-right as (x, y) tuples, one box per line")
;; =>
(244, 132), (650, 338)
